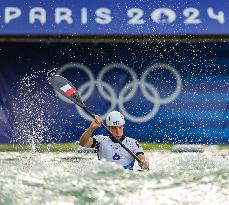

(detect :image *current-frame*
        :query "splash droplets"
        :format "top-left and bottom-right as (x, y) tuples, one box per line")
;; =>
(10, 68), (74, 148)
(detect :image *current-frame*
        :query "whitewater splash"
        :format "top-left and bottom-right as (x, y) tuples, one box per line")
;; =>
(0, 150), (228, 205)
(9, 69), (83, 149)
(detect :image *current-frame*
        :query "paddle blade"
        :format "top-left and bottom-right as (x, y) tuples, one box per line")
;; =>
(50, 75), (85, 108)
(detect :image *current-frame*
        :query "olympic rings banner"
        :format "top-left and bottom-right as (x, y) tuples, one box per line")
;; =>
(0, 41), (228, 144)
(0, 0), (229, 35)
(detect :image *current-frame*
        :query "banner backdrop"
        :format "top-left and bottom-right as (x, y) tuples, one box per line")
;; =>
(0, 41), (228, 144)
(0, 0), (229, 35)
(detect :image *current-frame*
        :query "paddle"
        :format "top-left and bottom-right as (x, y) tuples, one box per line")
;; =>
(50, 75), (142, 163)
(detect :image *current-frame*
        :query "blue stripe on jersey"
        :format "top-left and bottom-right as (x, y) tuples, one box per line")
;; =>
(123, 160), (135, 170)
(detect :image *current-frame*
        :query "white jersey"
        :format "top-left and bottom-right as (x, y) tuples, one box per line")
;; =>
(90, 135), (144, 170)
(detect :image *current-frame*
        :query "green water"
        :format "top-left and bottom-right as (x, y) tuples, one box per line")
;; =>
(0, 150), (228, 205)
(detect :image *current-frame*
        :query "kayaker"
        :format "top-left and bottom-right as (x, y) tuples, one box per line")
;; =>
(79, 111), (149, 170)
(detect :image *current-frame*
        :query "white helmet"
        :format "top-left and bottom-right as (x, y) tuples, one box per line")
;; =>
(106, 111), (125, 126)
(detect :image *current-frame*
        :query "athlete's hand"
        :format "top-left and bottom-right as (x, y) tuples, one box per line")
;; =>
(139, 160), (150, 170)
(90, 115), (102, 130)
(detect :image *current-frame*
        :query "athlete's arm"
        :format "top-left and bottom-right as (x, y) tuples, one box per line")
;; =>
(79, 115), (102, 148)
(137, 153), (150, 170)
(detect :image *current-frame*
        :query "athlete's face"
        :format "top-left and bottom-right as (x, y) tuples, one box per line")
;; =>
(108, 125), (124, 139)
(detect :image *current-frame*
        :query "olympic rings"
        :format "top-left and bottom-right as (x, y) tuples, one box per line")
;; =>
(56, 63), (182, 122)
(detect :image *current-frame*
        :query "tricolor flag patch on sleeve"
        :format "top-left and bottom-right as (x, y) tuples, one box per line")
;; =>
(60, 84), (76, 96)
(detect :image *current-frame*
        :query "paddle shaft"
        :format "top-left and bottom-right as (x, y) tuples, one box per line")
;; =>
(82, 106), (142, 163)
(50, 75), (142, 163)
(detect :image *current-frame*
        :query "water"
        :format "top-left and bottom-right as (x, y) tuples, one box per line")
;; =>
(0, 150), (228, 205)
